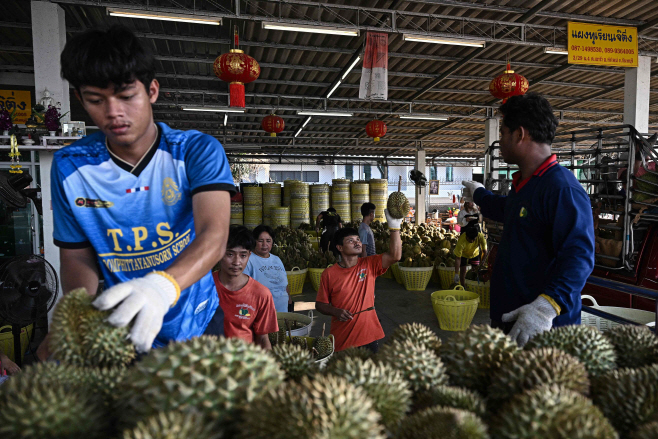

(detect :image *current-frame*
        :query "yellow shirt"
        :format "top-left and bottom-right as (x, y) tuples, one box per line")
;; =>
(453, 233), (487, 259)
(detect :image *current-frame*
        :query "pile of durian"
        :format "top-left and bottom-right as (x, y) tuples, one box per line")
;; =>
(307, 250), (338, 269)
(4, 290), (658, 439)
(271, 226), (312, 270)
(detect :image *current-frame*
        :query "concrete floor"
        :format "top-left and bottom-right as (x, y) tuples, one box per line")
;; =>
(292, 274), (491, 343)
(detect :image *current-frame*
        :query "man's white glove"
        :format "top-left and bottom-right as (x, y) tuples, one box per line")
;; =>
(453, 274), (461, 284)
(462, 180), (484, 202)
(92, 272), (180, 353)
(384, 208), (403, 230)
(502, 296), (558, 347)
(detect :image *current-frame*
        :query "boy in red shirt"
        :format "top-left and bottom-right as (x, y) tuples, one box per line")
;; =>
(205, 225), (278, 349)
(316, 210), (402, 352)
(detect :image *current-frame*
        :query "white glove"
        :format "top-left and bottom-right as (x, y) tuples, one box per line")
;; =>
(453, 274), (461, 284)
(384, 208), (403, 230)
(462, 181), (484, 202)
(92, 272), (180, 353)
(502, 296), (558, 347)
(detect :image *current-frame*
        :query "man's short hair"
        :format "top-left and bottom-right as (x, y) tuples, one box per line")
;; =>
(227, 225), (256, 251)
(331, 227), (359, 257)
(499, 93), (559, 145)
(253, 224), (275, 241)
(361, 202), (376, 218)
(465, 225), (480, 241)
(61, 25), (156, 92)
(327, 207), (337, 213)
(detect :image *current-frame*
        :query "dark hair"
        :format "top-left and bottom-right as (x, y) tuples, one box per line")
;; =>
(465, 225), (480, 241)
(499, 93), (558, 145)
(61, 25), (156, 92)
(253, 224), (275, 242)
(331, 227), (359, 257)
(327, 207), (337, 213)
(226, 225), (256, 251)
(361, 202), (376, 217)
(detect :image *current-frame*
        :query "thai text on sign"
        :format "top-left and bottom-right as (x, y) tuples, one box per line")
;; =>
(567, 22), (638, 67)
(0, 90), (32, 124)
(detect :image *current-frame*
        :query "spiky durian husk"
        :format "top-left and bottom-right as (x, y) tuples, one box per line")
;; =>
(395, 407), (489, 439)
(591, 364), (658, 436)
(413, 385), (486, 418)
(240, 375), (385, 439)
(312, 335), (334, 358)
(387, 192), (410, 219)
(120, 336), (284, 428)
(492, 385), (618, 439)
(388, 323), (441, 354)
(440, 325), (520, 395)
(0, 363), (110, 439)
(378, 339), (448, 393)
(327, 346), (374, 366)
(271, 343), (318, 381)
(122, 411), (222, 439)
(327, 357), (412, 431)
(525, 325), (616, 377)
(631, 422), (658, 439)
(487, 348), (590, 409)
(49, 288), (136, 368)
(605, 325), (658, 368)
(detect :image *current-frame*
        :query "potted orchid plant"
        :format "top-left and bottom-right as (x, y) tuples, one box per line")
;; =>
(0, 109), (12, 136)
(44, 105), (68, 136)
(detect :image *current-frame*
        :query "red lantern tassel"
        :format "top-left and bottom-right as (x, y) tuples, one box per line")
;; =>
(230, 82), (245, 107)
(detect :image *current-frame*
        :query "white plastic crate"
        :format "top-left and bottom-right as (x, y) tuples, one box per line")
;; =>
(581, 295), (656, 332)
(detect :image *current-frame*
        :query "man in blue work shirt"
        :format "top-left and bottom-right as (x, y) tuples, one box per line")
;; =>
(463, 93), (595, 347)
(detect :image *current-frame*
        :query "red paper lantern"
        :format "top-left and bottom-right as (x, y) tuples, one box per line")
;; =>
(213, 49), (260, 107)
(489, 63), (529, 103)
(262, 114), (285, 137)
(365, 120), (387, 142)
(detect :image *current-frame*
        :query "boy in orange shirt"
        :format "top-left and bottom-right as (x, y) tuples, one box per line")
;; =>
(315, 210), (402, 352)
(205, 225), (278, 349)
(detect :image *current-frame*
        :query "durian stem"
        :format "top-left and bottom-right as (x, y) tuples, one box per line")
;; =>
(322, 323), (326, 338)
(398, 175), (402, 192)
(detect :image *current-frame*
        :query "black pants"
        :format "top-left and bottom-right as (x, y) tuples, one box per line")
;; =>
(359, 339), (380, 354)
(320, 227), (339, 253)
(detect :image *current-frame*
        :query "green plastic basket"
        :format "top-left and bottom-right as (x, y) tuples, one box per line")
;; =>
(399, 266), (434, 291)
(286, 267), (308, 295)
(431, 286), (480, 331)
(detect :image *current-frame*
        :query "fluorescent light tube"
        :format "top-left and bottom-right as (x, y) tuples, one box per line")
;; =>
(302, 117), (312, 128)
(182, 106), (245, 113)
(341, 56), (361, 80)
(399, 115), (448, 121)
(326, 81), (341, 98)
(297, 111), (353, 117)
(108, 8), (221, 25)
(262, 22), (359, 36)
(544, 47), (569, 55)
(294, 128), (303, 137)
(224, 114), (228, 125)
(402, 34), (485, 47)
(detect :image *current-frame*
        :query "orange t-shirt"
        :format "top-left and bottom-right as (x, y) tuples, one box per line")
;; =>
(212, 272), (279, 343)
(316, 255), (386, 351)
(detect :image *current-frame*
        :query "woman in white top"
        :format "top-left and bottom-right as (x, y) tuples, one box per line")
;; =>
(457, 201), (480, 230)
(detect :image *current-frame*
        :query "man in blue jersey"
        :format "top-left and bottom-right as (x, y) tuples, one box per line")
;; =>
(37, 26), (234, 357)
(463, 93), (594, 346)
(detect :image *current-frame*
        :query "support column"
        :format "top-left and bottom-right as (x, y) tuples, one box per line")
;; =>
(32, 0), (69, 322)
(484, 117), (500, 189)
(623, 55), (651, 133)
(415, 147), (426, 224)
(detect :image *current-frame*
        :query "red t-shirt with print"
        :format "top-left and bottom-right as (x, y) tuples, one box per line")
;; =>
(212, 272), (279, 343)
(316, 255), (386, 351)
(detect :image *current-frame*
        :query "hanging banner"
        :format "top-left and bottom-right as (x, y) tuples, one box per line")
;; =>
(567, 22), (638, 67)
(0, 90), (32, 124)
(359, 32), (388, 100)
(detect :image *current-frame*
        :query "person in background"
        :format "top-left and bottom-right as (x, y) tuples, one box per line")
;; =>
(453, 224), (487, 286)
(358, 202), (377, 257)
(315, 209), (402, 353)
(317, 207), (343, 253)
(205, 225), (278, 350)
(0, 350), (20, 376)
(244, 225), (292, 313)
(463, 93), (595, 347)
(457, 201), (480, 230)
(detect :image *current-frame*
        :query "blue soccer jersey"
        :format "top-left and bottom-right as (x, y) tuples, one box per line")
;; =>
(51, 122), (236, 347)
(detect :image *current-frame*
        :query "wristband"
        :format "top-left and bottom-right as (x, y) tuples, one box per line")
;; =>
(539, 294), (561, 316)
(153, 270), (181, 306)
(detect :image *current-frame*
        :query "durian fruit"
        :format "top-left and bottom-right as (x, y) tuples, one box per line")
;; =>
(312, 336), (333, 358)
(395, 407), (489, 439)
(122, 411), (222, 439)
(492, 385), (617, 439)
(120, 336), (284, 428)
(49, 287), (136, 368)
(379, 339), (448, 393)
(526, 325), (616, 377)
(487, 348), (590, 410)
(605, 325), (658, 368)
(327, 346), (375, 366)
(272, 343), (318, 381)
(0, 363), (111, 439)
(388, 323), (441, 354)
(327, 357), (412, 431)
(290, 336), (308, 349)
(268, 332), (278, 347)
(631, 422), (658, 439)
(240, 375), (385, 439)
(387, 177), (410, 219)
(413, 385), (486, 418)
(440, 325), (520, 395)
(591, 363), (658, 436)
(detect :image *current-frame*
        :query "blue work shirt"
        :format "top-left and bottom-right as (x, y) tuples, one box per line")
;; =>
(474, 154), (595, 326)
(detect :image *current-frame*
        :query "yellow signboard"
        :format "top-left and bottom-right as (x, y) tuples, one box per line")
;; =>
(0, 90), (32, 124)
(567, 22), (638, 67)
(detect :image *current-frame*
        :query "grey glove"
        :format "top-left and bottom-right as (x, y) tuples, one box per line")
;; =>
(462, 181), (484, 202)
(502, 296), (557, 347)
